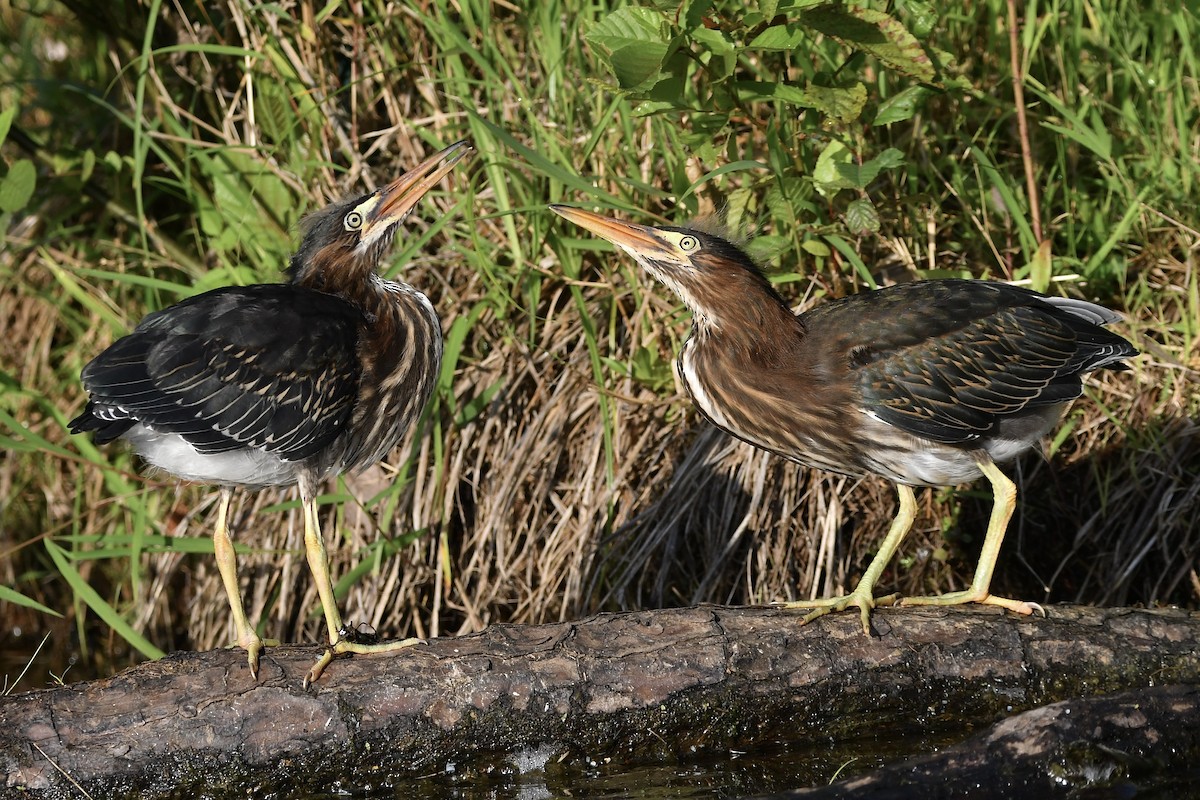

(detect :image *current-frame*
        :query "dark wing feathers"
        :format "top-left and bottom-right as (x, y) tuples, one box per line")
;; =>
(805, 280), (1137, 445)
(71, 285), (362, 461)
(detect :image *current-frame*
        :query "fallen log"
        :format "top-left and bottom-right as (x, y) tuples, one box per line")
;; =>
(2, 604), (1197, 799)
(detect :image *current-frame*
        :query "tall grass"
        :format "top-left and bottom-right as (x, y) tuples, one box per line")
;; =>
(1, 0), (1196, 683)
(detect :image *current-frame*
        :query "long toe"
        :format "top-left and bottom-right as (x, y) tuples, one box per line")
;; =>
(333, 635), (425, 658)
(305, 636), (426, 687)
(901, 590), (1045, 617)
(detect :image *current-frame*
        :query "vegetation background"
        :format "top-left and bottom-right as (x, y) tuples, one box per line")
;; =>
(1, 0), (1196, 686)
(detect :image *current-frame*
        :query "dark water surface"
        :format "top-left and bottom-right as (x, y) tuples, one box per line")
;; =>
(295, 732), (954, 799)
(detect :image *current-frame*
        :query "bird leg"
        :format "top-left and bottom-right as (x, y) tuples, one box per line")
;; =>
(300, 489), (423, 686)
(211, 487), (276, 678)
(779, 483), (916, 634)
(900, 458), (1045, 617)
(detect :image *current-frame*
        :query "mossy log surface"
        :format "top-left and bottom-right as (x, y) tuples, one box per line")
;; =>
(2, 604), (1197, 799)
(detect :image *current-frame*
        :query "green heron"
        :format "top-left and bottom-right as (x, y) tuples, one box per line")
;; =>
(551, 206), (1137, 632)
(70, 141), (473, 683)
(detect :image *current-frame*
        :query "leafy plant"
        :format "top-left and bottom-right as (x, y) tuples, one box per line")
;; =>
(585, 0), (948, 256)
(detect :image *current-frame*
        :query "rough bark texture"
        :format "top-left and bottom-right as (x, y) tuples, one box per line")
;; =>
(2, 604), (1197, 799)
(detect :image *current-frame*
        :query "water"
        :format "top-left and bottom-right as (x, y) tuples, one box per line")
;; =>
(295, 733), (956, 799)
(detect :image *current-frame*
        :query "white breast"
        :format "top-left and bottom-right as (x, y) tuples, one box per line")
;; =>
(679, 339), (732, 430)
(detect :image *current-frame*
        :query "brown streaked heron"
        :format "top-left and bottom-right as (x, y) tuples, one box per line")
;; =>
(552, 205), (1137, 632)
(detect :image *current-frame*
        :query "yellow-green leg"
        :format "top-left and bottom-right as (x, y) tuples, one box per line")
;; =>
(900, 458), (1044, 616)
(780, 483), (917, 634)
(299, 488), (422, 686)
(212, 487), (277, 678)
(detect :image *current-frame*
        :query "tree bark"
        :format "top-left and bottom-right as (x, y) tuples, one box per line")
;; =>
(2, 604), (1198, 799)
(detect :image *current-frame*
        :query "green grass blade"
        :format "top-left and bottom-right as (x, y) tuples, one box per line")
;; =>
(44, 540), (165, 660)
(0, 586), (63, 618)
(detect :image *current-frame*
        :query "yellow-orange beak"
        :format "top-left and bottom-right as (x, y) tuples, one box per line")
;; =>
(365, 140), (474, 233)
(549, 205), (681, 262)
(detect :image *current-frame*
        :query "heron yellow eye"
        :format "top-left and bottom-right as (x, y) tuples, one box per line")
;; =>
(344, 211), (364, 231)
(679, 235), (699, 252)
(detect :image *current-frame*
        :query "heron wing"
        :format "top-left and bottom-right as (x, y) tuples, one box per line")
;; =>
(78, 285), (362, 461)
(803, 281), (1131, 445)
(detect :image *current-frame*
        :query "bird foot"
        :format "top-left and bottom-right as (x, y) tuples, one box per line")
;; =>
(776, 591), (902, 635)
(901, 590), (1046, 617)
(232, 634), (280, 680)
(304, 635), (426, 687)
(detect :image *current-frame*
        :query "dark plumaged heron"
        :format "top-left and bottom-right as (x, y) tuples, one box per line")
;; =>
(71, 141), (473, 683)
(551, 205), (1137, 632)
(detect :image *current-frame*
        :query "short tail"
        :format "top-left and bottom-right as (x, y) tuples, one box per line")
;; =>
(69, 402), (135, 444)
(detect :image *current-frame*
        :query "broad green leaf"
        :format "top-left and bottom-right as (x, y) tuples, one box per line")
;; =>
(630, 346), (672, 392)
(871, 148), (907, 170)
(256, 80), (298, 144)
(608, 43), (669, 90)
(835, 146), (905, 187)
(748, 23), (807, 51)
(0, 105), (15, 146)
(874, 85), (933, 125)
(683, 0), (716, 31)
(901, 0), (938, 38)
(80, 148), (96, 182)
(725, 186), (755, 235)
(588, 7), (671, 90)
(733, 80), (814, 106)
(690, 27), (736, 79)
(776, 0), (827, 10)
(801, 3), (935, 83)
(813, 138), (853, 196)
(0, 158), (36, 213)
(801, 239), (832, 257)
(744, 234), (791, 264)
(733, 81), (866, 124)
(764, 175), (810, 218)
(802, 82), (867, 124)
(1028, 239), (1053, 293)
(845, 197), (881, 233)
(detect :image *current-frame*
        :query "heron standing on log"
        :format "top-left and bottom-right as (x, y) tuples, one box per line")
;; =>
(71, 141), (473, 683)
(552, 205), (1137, 631)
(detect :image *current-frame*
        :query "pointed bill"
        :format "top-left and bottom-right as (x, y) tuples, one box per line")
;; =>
(549, 205), (680, 261)
(365, 140), (474, 234)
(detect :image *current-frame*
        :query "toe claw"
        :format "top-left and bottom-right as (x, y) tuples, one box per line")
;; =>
(305, 649), (336, 689)
(235, 634), (268, 680)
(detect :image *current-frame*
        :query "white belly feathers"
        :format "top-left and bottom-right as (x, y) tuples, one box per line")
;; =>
(123, 423), (299, 488)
